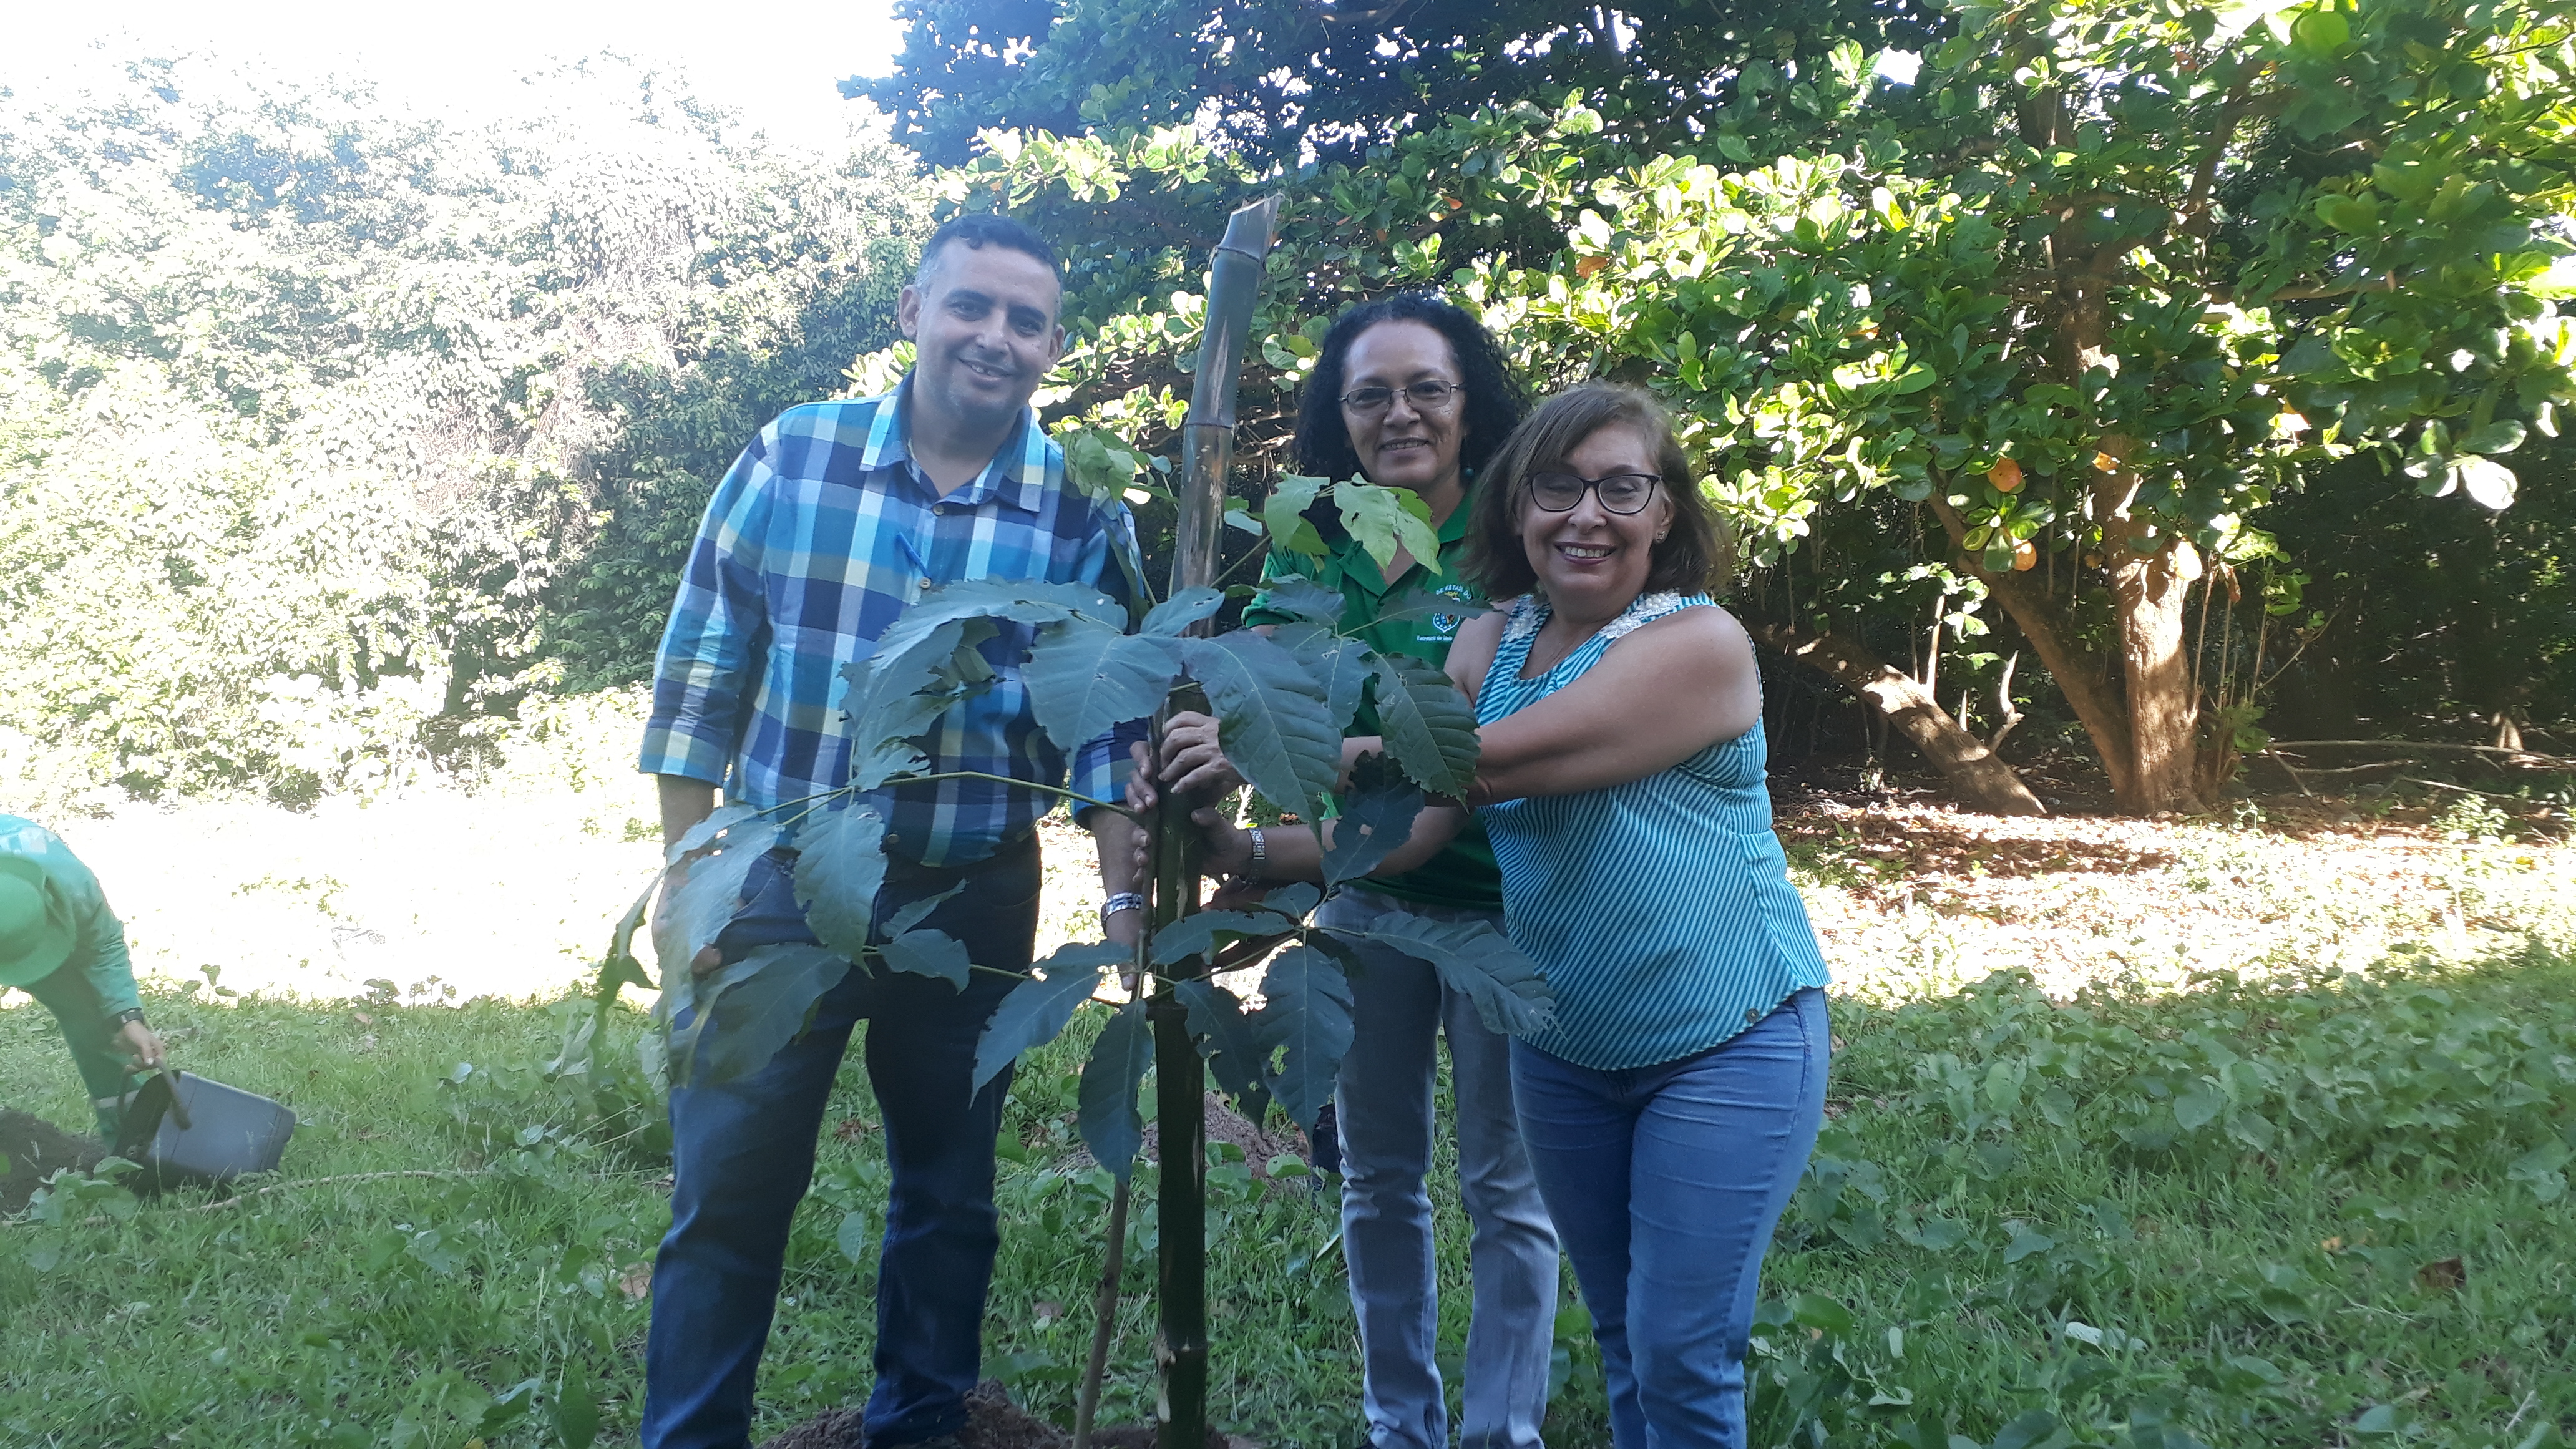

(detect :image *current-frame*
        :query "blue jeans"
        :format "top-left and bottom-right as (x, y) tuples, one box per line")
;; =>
(1510, 988), (1829, 1449)
(642, 837), (1042, 1449)
(1323, 887), (1561, 1449)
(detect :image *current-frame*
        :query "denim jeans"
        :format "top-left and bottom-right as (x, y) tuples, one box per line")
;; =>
(642, 836), (1042, 1449)
(1510, 988), (1829, 1449)
(1322, 886), (1561, 1449)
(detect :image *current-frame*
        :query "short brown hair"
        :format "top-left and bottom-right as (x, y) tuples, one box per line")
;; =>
(1464, 383), (1723, 601)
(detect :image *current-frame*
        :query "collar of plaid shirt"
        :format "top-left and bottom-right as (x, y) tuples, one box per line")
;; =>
(638, 380), (1146, 867)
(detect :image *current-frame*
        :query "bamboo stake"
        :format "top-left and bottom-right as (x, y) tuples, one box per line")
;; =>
(1153, 193), (1281, 1449)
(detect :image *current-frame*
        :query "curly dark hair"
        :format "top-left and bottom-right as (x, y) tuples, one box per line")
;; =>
(1289, 292), (1530, 538)
(1465, 383), (1724, 601)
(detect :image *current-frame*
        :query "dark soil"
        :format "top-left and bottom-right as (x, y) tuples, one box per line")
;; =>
(1, 1108), (104, 1214)
(755, 1382), (1254, 1449)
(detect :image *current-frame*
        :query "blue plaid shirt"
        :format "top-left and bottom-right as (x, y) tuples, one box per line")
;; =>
(639, 383), (1147, 867)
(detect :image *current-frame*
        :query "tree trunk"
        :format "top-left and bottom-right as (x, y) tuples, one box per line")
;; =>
(1748, 620), (2047, 815)
(1927, 499), (2141, 804)
(2105, 540), (2205, 812)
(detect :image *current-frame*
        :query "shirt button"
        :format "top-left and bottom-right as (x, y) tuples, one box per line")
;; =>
(1745, 1007), (1762, 1023)
(932, 504), (947, 515)
(884, 833), (902, 848)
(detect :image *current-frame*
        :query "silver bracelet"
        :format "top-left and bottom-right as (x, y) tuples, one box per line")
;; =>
(1101, 892), (1148, 930)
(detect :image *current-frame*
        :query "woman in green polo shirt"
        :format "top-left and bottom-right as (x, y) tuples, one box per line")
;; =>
(1166, 291), (1557, 1449)
(1, 814), (166, 1138)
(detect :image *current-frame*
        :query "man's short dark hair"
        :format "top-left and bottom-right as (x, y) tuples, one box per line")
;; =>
(915, 213), (1061, 289)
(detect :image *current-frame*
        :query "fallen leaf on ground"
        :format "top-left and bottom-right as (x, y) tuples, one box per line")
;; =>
(2416, 1257), (2466, 1294)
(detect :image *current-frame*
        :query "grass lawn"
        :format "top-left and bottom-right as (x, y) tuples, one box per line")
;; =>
(4, 798), (2571, 1447)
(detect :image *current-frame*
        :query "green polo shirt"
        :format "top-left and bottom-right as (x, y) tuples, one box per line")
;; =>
(1242, 498), (1501, 912)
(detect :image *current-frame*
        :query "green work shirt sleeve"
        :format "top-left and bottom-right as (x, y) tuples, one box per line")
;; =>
(80, 895), (142, 1018)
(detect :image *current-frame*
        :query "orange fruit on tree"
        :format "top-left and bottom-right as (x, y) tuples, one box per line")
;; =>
(2012, 539), (2038, 572)
(1575, 254), (1609, 279)
(1988, 457), (2024, 492)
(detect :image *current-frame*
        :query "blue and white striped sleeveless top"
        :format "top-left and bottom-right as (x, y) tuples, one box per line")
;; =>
(1476, 592), (1832, 1070)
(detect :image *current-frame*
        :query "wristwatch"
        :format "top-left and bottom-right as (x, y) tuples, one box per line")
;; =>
(1101, 892), (1148, 930)
(1234, 826), (1268, 886)
(113, 1007), (148, 1028)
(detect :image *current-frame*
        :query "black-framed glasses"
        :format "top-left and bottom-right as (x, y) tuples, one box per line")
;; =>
(1529, 470), (1662, 515)
(1339, 379), (1465, 415)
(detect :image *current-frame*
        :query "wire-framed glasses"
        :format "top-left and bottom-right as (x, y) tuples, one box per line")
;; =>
(1528, 470), (1662, 515)
(1339, 379), (1465, 415)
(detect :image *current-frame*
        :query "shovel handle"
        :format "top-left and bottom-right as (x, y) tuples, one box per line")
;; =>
(159, 1068), (193, 1133)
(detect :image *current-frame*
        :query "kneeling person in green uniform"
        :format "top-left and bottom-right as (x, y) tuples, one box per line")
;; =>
(0, 815), (167, 1138)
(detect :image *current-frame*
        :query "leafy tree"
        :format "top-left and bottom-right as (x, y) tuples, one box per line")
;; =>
(2263, 436), (2576, 748)
(936, 0), (2576, 815)
(0, 53), (924, 801)
(859, 0), (1946, 170)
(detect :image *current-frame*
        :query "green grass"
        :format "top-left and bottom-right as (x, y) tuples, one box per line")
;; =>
(6, 948), (2574, 1448)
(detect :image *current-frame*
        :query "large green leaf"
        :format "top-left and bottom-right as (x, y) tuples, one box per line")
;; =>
(1324, 912), (1553, 1037)
(598, 877), (658, 997)
(1150, 907), (1299, 968)
(665, 804), (761, 867)
(841, 619), (995, 788)
(1251, 574), (1345, 627)
(871, 577), (1119, 660)
(793, 803), (887, 962)
(1023, 620), (1185, 756)
(1259, 882), (1324, 919)
(663, 941), (789, 1085)
(1077, 1001), (1151, 1182)
(1274, 622), (1373, 735)
(1181, 632), (1343, 820)
(685, 944), (852, 1088)
(1332, 480), (1443, 578)
(1321, 762), (1426, 884)
(1176, 978), (1274, 1123)
(883, 882), (965, 938)
(1369, 651), (1480, 798)
(1141, 586), (1226, 637)
(649, 819), (784, 986)
(1370, 582), (1495, 629)
(1262, 474), (1330, 557)
(972, 940), (1126, 1090)
(1252, 943), (1353, 1130)
(878, 929), (972, 988)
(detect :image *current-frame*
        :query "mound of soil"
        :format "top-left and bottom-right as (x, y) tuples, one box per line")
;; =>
(755, 1382), (1255, 1449)
(1, 1108), (105, 1214)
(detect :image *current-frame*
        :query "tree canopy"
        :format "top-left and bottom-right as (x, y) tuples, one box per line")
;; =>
(880, 0), (2575, 812)
(856, 0), (1948, 170)
(0, 54), (924, 802)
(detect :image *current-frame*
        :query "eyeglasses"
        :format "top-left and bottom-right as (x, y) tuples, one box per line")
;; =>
(1339, 379), (1465, 416)
(1528, 470), (1662, 515)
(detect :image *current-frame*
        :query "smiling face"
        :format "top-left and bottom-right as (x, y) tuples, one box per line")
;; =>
(1519, 421), (1673, 620)
(1340, 320), (1467, 498)
(899, 240), (1065, 434)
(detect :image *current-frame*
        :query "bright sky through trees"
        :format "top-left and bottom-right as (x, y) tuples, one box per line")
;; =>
(6, 0), (908, 151)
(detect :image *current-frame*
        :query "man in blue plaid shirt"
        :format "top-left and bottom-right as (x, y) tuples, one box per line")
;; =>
(637, 213), (1149, 1449)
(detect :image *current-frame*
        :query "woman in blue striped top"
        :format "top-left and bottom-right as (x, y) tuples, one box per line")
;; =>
(1166, 383), (1832, 1449)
